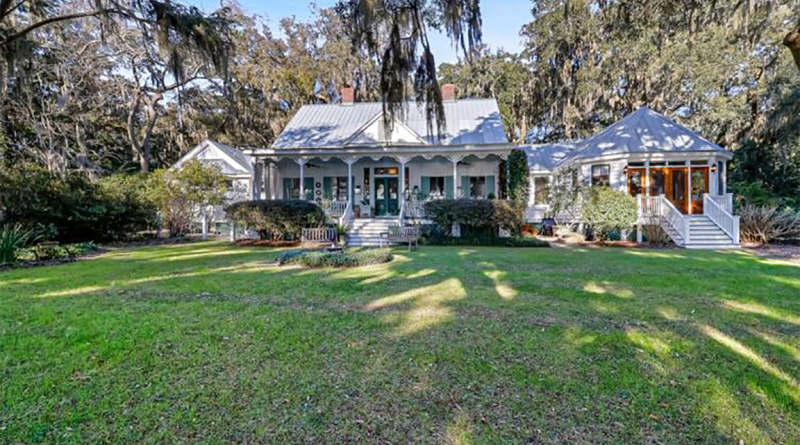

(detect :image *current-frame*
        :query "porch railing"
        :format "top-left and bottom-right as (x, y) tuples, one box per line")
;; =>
(704, 194), (739, 245)
(637, 195), (662, 224)
(660, 195), (689, 245)
(708, 193), (734, 213)
(338, 200), (354, 229)
(405, 200), (427, 219)
(323, 200), (348, 218)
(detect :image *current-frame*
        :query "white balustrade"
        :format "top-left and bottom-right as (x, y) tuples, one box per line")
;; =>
(703, 194), (739, 243)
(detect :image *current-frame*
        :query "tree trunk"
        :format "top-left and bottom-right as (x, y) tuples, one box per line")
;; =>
(786, 27), (800, 72)
(126, 90), (162, 174)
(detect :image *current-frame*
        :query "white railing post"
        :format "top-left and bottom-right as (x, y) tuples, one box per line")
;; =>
(733, 216), (740, 245)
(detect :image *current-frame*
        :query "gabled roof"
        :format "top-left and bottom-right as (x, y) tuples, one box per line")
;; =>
(173, 140), (253, 176)
(272, 99), (508, 149)
(571, 106), (726, 159)
(524, 144), (575, 173)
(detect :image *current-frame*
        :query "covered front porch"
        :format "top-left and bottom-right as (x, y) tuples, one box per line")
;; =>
(245, 145), (513, 226)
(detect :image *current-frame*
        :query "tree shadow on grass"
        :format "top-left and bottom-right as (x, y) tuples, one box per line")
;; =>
(2, 243), (800, 444)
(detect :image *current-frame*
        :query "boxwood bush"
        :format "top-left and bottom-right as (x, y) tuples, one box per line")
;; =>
(582, 187), (638, 241)
(225, 200), (325, 240)
(277, 248), (393, 268)
(422, 199), (525, 236)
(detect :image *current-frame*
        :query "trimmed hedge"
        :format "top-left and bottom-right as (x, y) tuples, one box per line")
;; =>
(277, 248), (393, 268)
(422, 199), (525, 236)
(582, 187), (638, 241)
(225, 200), (325, 240)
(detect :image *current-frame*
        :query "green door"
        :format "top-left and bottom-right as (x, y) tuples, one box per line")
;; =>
(374, 177), (399, 216)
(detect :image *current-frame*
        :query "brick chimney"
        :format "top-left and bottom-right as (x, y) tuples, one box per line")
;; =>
(442, 83), (456, 102)
(341, 86), (355, 105)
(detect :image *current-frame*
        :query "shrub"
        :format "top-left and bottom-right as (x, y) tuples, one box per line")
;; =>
(506, 149), (530, 206)
(422, 199), (525, 236)
(277, 248), (393, 268)
(582, 187), (638, 241)
(0, 224), (37, 266)
(226, 200), (325, 240)
(738, 204), (800, 244)
(149, 160), (228, 237)
(642, 225), (672, 245)
(0, 164), (155, 242)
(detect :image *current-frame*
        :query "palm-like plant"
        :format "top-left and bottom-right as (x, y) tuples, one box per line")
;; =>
(0, 224), (37, 266)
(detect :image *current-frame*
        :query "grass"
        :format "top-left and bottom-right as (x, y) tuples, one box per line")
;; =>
(1, 242), (799, 444)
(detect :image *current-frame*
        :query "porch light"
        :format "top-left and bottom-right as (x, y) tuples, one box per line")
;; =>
(623, 165), (628, 175)
(354, 185), (362, 195)
(710, 164), (717, 173)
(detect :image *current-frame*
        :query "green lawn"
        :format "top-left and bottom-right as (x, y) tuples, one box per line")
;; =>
(2, 242), (799, 444)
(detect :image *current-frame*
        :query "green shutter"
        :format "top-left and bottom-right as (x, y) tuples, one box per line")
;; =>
(323, 177), (332, 200)
(462, 176), (470, 198)
(283, 178), (292, 199)
(304, 177), (314, 201)
(420, 177), (430, 199)
(486, 175), (495, 198)
(445, 177), (454, 199)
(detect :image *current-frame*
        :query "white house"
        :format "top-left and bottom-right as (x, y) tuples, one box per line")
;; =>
(523, 107), (738, 248)
(171, 139), (254, 232)
(178, 87), (739, 249)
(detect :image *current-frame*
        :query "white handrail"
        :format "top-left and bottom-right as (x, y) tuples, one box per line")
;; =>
(708, 194), (733, 213)
(704, 194), (739, 244)
(397, 200), (406, 226)
(323, 200), (348, 218)
(659, 195), (689, 245)
(338, 200), (353, 229)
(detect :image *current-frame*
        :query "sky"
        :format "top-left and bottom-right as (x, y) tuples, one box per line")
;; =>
(185, 0), (533, 63)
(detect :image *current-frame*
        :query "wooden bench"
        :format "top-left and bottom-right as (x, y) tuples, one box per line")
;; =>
(380, 226), (421, 251)
(301, 228), (337, 245)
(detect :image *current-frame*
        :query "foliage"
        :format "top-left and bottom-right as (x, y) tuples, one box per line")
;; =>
(149, 160), (228, 237)
(225, 200), (325, 240)
(0, 224), (37, 266)
(18, 241), (100, 264)
(422, 199), (525, 237)
(737, 204), (800, 244)
(505, 149), (530, 207)
(335, 0), (482, 136)
(439, 49), (531, 142)
(277, 248), (393, 268)
(642, 225), (673, 246)
(547, 165), (587, 224)
(582, 187), (638, 242)
(0, 164), (154, 242)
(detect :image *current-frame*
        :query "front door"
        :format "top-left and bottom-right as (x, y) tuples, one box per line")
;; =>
(374, 177), (399, 216)
(669, 168), (688, 213)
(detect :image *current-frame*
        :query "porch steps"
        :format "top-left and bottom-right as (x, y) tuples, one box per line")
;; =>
(347, 218), (397, 247)
(681, 216), (740, 250)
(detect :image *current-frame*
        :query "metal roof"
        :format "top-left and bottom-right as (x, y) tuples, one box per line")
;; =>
(523, 144), (575, 173)
(571, 106), (726, 159)
(272, 99), (508, 149)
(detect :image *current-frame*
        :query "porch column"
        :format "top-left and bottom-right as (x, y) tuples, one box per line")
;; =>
(296, 158), (307, 200)
(687, 161), (692, 215)
(722, 160), (727, 195)
(344, 157), (357, 204)
(250, 160), (260, 200)
(645, 161), (651, 197)
(395, 156), (410, 209)
(448, 155), (464, 198)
